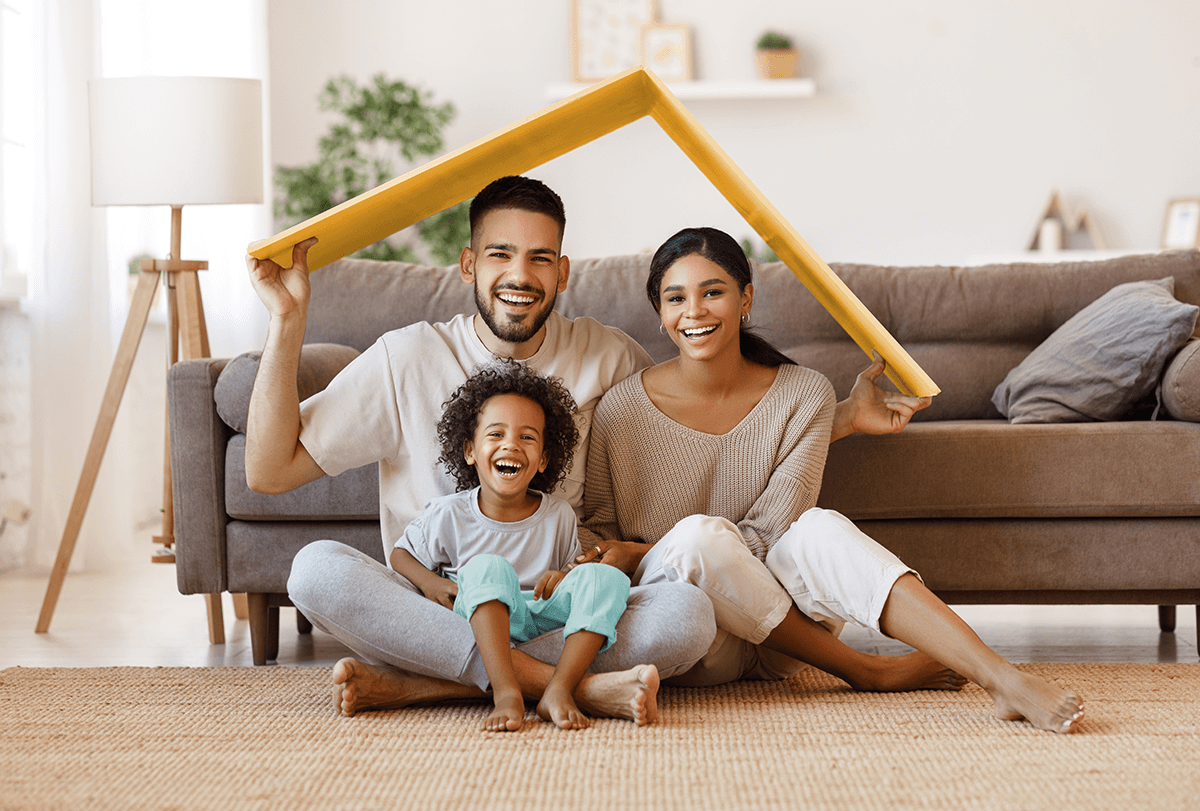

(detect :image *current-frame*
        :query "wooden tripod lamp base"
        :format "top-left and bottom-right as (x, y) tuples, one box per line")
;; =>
(35, 207), (227, 644)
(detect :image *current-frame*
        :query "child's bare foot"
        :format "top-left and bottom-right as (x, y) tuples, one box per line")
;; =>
(575, 664), (660, 726)
(537, 683), (591, 730)
(987, 668), (1084, 733)
(331, 657), (478, 717)
(484, 688), (526, 732)
(845, 651), (968, 693)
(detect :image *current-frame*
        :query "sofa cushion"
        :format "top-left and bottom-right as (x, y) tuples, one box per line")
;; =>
(1161, 338), (1200, 421)
(991, 278), (1199, 423)
(214, 343), (361, 433)
(818, 420), (1200, 520)
(306, 258), (474, 352)
(224, 434), (379, 520)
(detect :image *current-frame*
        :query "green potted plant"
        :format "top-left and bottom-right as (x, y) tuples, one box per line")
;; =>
(755, 31), (798, 79)
(274, 74), (470, 265)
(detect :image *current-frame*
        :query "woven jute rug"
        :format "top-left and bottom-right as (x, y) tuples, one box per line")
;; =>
(2, 662), (1198, 811)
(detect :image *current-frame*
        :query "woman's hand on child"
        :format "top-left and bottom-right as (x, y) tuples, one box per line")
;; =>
(572, 541), (648, 574)
(534, 570), (568, 600)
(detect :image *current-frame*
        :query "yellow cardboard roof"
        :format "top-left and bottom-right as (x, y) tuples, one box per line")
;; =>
(249, 67), (938, 396)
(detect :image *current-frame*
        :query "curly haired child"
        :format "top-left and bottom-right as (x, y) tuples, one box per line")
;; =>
(390, 359), (658, 731)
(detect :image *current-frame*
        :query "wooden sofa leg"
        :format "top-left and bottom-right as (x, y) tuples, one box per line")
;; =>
(247, 593), (271, 666)
(296, 610), (313, 635)
(267, 605), (280, 662)
(1158, 605), (1177, 633)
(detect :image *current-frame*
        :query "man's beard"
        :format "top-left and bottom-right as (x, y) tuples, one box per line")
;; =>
(474, 282), (557, 345)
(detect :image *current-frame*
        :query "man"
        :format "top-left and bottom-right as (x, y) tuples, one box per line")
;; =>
(245, 176), (928, 719)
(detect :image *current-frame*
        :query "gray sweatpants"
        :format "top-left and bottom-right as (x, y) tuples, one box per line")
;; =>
(287, 540), (716, 691)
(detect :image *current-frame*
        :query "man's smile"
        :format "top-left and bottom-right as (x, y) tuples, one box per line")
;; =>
(494, 287), (541, 309)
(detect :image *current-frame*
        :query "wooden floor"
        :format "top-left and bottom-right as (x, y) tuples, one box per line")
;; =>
(1, 551), (1196, 670)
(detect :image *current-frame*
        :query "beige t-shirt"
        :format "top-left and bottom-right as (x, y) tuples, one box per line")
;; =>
(584, 364), (836, 562)
(299, 311), (652, 561)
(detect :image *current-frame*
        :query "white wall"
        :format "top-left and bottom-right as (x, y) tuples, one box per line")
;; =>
(268, 0), (1200, 265)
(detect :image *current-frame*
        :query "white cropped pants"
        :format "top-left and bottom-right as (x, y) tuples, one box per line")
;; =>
(635, 508), (916, 687)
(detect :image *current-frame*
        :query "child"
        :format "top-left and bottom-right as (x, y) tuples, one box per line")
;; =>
(390, 359), (657, 731)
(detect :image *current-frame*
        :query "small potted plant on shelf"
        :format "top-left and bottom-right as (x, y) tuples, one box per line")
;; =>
(755, 31), (798, 79)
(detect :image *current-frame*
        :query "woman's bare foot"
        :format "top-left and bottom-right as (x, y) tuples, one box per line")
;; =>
(331, 657), (481, 717)
(574, 664), (660, 726)
(845, 651), (968, 693)
(537, 682), (591, 730)
(987, 668), (1084, 733)
(484, 687), (526, 732)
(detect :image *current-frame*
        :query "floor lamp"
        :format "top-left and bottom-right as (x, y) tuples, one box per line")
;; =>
(35, 77), (263, 644)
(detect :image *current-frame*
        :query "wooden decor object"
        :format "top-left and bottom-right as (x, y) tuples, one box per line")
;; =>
(1028, 191), (1108, 251)
(249, 67), (939, 397)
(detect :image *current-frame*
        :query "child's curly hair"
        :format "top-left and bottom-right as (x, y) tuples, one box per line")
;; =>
(437, 359), (580, 494)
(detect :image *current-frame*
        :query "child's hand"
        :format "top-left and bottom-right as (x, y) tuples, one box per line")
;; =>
(422, 578), (458, 611)
(534, 570), (567, 600)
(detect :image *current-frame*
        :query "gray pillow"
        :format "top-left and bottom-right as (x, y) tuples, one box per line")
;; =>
(214, 343), (361, 433)
(992, 277), (1199, 423)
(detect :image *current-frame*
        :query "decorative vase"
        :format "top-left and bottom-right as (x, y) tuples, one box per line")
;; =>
(755, 48), (798, 79)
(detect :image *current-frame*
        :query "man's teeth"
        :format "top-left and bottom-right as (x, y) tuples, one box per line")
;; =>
(683, 325), (717, 338)
(498, 292), (536, 305)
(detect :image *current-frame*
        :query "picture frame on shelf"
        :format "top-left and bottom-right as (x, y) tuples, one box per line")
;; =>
(641, 23), (693, 82)
(571, 0), (658, 83)
(1162, 198), (1200, 250)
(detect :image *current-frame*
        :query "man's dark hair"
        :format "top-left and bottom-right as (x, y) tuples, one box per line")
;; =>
(437, 359), (580, 494)
(468, 175), (566, 245)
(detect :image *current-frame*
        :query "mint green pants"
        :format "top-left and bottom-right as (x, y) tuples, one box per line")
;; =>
(453, 555), (631, 652)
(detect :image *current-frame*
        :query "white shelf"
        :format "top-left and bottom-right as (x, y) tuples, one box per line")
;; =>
(546, 78), (815, 102)
(965, 249), (1161, 266)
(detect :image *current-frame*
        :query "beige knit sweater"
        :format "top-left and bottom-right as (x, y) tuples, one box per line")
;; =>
(583, 364), (836, 562)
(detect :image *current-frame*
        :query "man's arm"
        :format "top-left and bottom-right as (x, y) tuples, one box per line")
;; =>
(244, 238), (327, 494)
(830, 351), (933, 442)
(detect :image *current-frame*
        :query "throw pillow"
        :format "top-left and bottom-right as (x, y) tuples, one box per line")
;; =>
(214, 343), (360, 433)
(992, 277), (1199, 423)
(1160, 338), (1200, 422)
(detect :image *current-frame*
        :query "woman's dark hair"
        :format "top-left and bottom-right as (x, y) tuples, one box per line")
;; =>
(437, 359), (580, 494)
(646, 226), (796, 368)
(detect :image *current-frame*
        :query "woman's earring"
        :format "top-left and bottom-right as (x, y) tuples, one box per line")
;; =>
(741, 313), (750, 325)
(660, 323), (668, 335)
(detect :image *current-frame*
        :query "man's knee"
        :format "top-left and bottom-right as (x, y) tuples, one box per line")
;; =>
(288, 539), (350, 605)
(633, 581), (716, 664)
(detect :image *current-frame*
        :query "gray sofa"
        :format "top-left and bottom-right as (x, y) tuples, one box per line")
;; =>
(168, 249), (1200, 664)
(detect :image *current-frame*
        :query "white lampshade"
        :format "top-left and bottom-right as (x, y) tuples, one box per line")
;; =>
(89, 76), (263, 207)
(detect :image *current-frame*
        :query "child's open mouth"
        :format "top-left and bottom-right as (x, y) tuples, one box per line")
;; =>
(493, 459), (523, 478)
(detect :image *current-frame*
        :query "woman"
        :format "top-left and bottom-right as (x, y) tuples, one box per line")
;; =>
(582, 226), (1084, 733)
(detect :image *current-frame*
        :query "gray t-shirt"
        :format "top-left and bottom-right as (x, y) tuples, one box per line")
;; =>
(396, 488), (583, 589)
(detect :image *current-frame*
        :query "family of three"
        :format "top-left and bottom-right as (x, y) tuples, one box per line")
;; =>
(245, 175), (1083, 734)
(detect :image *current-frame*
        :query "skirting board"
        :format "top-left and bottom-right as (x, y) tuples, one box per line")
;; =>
(248, 67), (938, 397)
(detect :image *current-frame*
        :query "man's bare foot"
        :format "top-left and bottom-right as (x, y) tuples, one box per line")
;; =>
(574, 664), (660, 726)
(331, 657), (480, 717)
(484, 688), (526, 732)
(845, 651), (968, 693)
(536, 683), (590, 730)
(987, 668), (1084, 733)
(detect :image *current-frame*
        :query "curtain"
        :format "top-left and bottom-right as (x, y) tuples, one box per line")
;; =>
(26, 0), (270, 571)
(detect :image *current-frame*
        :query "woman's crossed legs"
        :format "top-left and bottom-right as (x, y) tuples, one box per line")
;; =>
(637, 511), (1083, 733)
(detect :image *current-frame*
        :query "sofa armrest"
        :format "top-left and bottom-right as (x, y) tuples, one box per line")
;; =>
(1161, 338), (1200, 421)
(168, 357), (232, 594)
